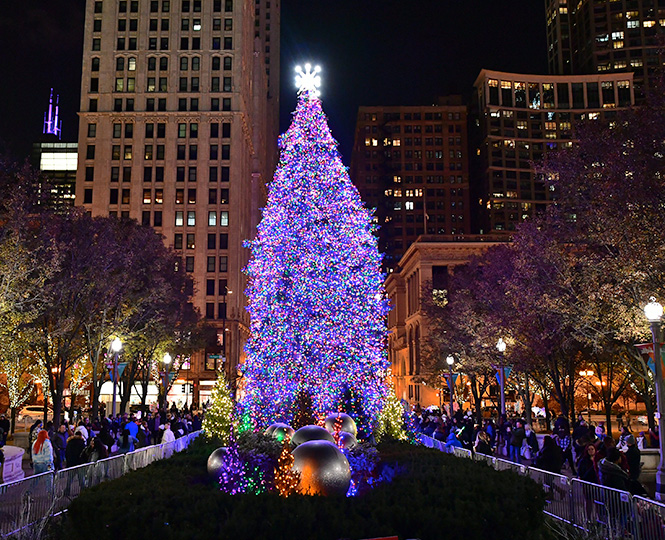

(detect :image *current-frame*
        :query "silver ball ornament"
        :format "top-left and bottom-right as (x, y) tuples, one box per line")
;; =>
(267, 423), (295, 442)
(324, 413), (357, 437)
(337, 431), (357, 449)
(291, 440), (351, 496)
(206, 446), (228, 478)
(291, 425), (335, 447)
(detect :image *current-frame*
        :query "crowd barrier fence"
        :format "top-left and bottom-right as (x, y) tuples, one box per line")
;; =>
(418, 433), (665, 540)
(0, 430), (202, 538)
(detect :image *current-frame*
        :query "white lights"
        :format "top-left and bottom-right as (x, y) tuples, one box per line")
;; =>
(496, 338), (506, 353)
(295, 63), (322, 97)
(111, 337), (122, 353)
(40, 152), (78, 171)
(446, 355), (454, 366)
(163, 352), (172, 365)
(645, 297), (664, 322)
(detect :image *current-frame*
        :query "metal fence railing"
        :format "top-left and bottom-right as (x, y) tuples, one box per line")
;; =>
(452, 447), (472, 459)
(0, 430), (202, 538)
(417, 432), (665, 540)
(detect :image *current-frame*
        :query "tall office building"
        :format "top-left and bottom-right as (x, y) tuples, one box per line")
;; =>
(75, 0), (279, 403)
(471, 69), (634, 234)
(350, 100), (471, 272)
(546, 0), (665, 98)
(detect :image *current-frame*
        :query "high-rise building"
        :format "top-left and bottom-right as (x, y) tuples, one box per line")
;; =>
(32, 89), (78, 209)
(546, 0), (665, 98)
(350, 99), (471, 272)
(471, 69), (634, 234)
(74, 0), (279, 403)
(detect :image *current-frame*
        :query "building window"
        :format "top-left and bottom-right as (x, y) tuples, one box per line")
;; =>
(83, 189), (93, 204)
(174, 233), (183, 249)
(219, 211), (229, 226)
(175, 211), (184, 226)
(187, 211), (196, 226)
(208, 211), (217, 226)
(185, 256), (194, 272)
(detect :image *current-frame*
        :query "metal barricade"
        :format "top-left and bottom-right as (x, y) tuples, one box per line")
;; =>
(0, 471), (54, 537)
(494, 457), (527, 476)
(474, 452), (496, 468)
(527, 466), (573, 523)
(571, 478), (638, 539)
(53, 463), (92, 510)
(452, 447), (472, 459)
(94, 454), (126, 485)
(125, 448), (150, 471)
(633, 495), (665, 540)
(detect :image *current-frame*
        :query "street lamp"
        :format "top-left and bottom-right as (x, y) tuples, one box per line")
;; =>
(645, 297), (665, 501)
(496, 338), (507, 416)
(579, 370), (594, 423)
(110, 337), (122, 418)
(446, 355), (455, 417)
(162, 352), (172, 413)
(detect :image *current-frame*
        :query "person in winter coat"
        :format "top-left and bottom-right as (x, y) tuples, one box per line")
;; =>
(117, 428), (139, 454)
(624, 435), (641, 481)
(444, 428), (462, 451)
(577, 444), (599, 484)
(65, 430), (86, 468)
(509, 420), (527, 463)
(524, 424), (539, 458)
(535, 435), (563, 474)
(474, 430), (492, 455)
(81, 436), (109, 463)
(32, 430), (54, 474)
(161, 422), (176, 444)
(53, 424), (68, 470)
(599, 447), (630, 491)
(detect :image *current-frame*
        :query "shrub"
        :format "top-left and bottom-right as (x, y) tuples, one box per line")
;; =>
(52, 439), (547, 540)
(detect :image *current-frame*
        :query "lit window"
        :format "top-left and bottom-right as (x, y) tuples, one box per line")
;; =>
(405, 201), (414, 210)
(193, 19), (201, 30)
(208, 211), (217, 226)
(143, 189), (151, 204)
(128, 57), (136, 70)
(372, 138), (378, 146)
(365, 137), (371, 146)
(393, 139), (401, 146)
(175, 211), (184, 226)
(220, 211), (229, 226)
(187, 211), (196, 226)
(393, 175), (402, 183)
(613, 41), (624, 49)
(643, 20), (656, 27)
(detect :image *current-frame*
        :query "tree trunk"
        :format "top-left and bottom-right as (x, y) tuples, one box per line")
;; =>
(10, 406), (16, 434)
(644, 393), (656, 431)
(604, 399), (612, 436)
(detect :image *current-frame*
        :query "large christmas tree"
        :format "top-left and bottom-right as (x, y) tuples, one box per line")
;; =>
(241, 65), (389, 435)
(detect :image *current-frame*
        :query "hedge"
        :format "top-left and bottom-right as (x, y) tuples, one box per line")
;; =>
(52, 439), (548, 540)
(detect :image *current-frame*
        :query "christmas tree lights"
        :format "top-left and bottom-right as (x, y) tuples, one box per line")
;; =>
(240, 73), (390, 433)
(203, 370), (236, 443)
(375, 381), (408, 442)
(274, 440), (300, 497)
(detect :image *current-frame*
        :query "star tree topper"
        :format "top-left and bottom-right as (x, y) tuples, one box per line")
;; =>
(295, 63), (322, 98)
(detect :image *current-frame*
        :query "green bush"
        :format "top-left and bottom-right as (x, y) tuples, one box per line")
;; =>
(52, 439), (547, 540)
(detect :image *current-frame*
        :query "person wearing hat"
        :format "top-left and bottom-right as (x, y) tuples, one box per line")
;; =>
(624, 435), (641, 482)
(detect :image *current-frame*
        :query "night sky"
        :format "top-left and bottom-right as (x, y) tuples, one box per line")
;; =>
(0, 0), (547, 163)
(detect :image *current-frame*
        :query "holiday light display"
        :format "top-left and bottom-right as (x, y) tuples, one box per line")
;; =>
(274, 440), (300, 497)
(375, 381), (408, 442)
(202, 370), (236, 443)
(240, 69), (390, 434)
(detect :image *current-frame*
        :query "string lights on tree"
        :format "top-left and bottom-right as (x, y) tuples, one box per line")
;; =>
(203, 369), (236, 443)
(274, 440), (300, 497)
(240, 65), (390, 434)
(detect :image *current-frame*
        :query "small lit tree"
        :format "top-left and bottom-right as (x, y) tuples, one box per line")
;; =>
(203, 369), (236, 443)
(274, 440), (300, 497)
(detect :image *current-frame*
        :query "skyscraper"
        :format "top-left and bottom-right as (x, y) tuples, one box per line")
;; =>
(349, 100), (471, 272)
(74, 0), (279, 403)
(471, 69), (634, 234)
(547, 0), (665, 98)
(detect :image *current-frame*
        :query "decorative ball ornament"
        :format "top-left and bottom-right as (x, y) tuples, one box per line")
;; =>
(291, 425), (335, 447)
(206, 447), (229, 479)
(337, 431), (357, 449)
(291, 440), (351, 496)
(267, 423), (295, 442)
(324, 413), (357, 437)
(264, 425), (277, 436)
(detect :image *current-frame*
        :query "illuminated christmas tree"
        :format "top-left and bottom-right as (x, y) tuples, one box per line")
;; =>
(241, 65), (389, 435)
(274, 440), (300, 497)
(202, 369), (236, 443)
(375, 381), (408, 442)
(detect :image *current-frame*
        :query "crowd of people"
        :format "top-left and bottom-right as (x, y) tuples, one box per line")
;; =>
(25, 404), (203, 474)
(412, 405), (650, 496)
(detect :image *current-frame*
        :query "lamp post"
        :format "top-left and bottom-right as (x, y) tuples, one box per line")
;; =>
(496, 338), (507, 416)
(446, 355), (455, 416)
(645, 297), (665, 501)
(162, 352), (172, 413)
(579, 370), (594, 423)
(110, 338), (122, 418)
